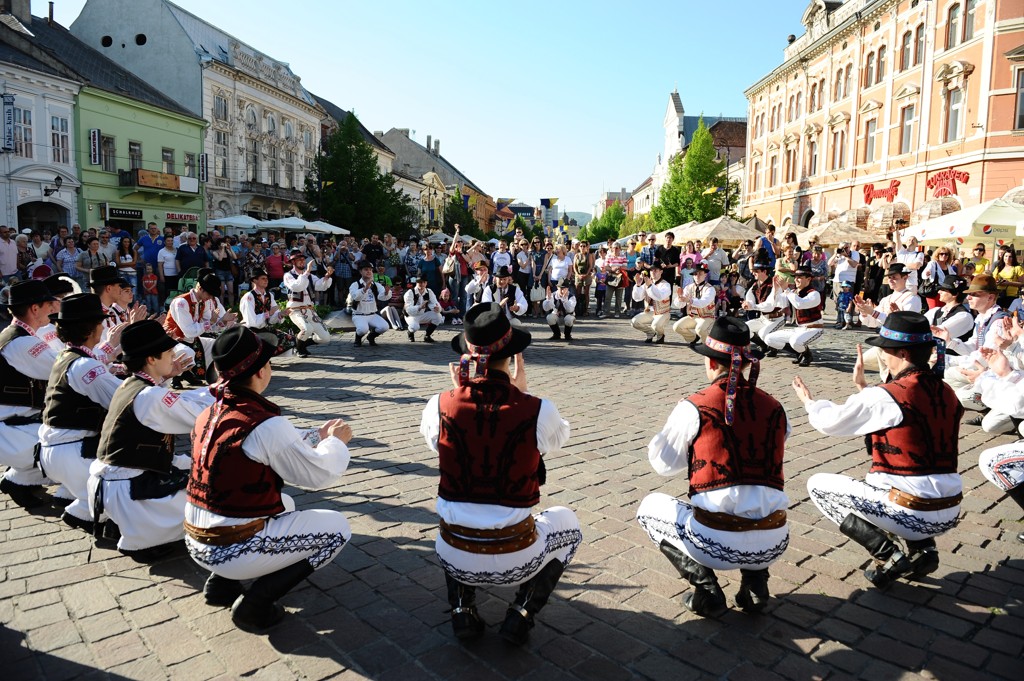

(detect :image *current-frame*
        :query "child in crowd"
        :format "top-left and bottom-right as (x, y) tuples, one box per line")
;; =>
(835, 280), (855, 329)
(594, 267), (608, 318)
(142, 264), (160, 311)
(438, 288), (462, 325)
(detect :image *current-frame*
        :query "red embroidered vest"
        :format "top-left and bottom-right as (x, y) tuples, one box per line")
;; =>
(794, 287), (822, 325)
(436, 374), (543, 508)
(187, 388), (286, 518)
(164, 292), (202, 341)
(752, 280), (781, 315)
(685, 377), (787, 495)
(869, 369), (962, 476)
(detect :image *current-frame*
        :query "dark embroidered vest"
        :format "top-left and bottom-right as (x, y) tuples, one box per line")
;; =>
(188, 388), (285, 518)
(868, 369), (961, 476)
(437, 374), (543, 508)
(42, 348), (108, 430)
(686, 377), (787, 495)
(938, 303), (974, 343)
(752, 280), (781, 315)
(252, 290), (274, 316)
(0, 325), (47, 409)
(97, 376), (175, 473)
(794, 286), (822, 325)
(288, 271), (312, 303)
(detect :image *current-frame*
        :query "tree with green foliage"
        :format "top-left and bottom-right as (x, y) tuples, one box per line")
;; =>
(304, 114), (418, 239)
(442, 190), (488, 241)
(620, 212), (653, 238)
(580, 200), (626, 243)
(651, 117), (728, 229)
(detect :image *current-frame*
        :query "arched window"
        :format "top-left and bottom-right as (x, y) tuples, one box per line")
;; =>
(796, 92), (803, 118)
(947, 4), (961, 50)
(900, 31), (912, 70)
(818, 79), (825, 109)
(834, 69), (843, 100)
(843, 64), (852, 97)
(788, 96), (795, 122)
(915, 24), (925, 65)
(266, 114), (277, 138)
(864, 52), (875, 87)
(809, 83), (818, 112)
(245, 106), (257, 130)
(964, 0), (976, 41)
(283, 120), (293, 140)
(876, 46), (886, 83)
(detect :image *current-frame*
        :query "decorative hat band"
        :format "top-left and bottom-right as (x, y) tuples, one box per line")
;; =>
(217, 336), (266, 382)
(459, 327), (513, 386)
(877, 327), (945, 376)
(704, 336), (760, 426)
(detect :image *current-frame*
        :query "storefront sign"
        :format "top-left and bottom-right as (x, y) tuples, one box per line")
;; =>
(2, 94), (15, 152)
(89, 129), (101, 165)
(198, 153), (208, 183)
(109, 207), (144, 220)
(165, 212), (199, 222)
(863, 179), (900, 205)
(926, 168), (969, 198)
(136, 169), (180, 190)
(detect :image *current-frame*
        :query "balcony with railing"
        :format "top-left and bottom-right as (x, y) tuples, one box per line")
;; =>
(240, 180), (306, 204)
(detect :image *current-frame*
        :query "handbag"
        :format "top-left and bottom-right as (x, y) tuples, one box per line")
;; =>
(530, 284), (545, 302)
(442, 256), (456, 276)
(606, 271), (624, 288)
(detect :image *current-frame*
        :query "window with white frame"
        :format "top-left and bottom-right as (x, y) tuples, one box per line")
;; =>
(944, 87), (963, 142)
(843, 64), (852, 97)
(246, 106), (257, 131)
(246, 138), (259, 182)
(831, 127), (846, 170)
(129, 141), (142, 169)
(900, 104), (916, 154)
(185, 152), (196, 178)
(864, 52), (875, 87)
(1015, 71), (1024, 130)
(101, 135), (116, 172)
(50, 115), (69, 164)
(214, 131), (228, 178)
(876, 46), (886, 83)
(785, 145), (799, 183)
(947, 4), (962, 50)
(807, 139), (818, 176)
(161, 148), (174, 174)
(13, 107), (32, 159)
(751, 161), (761, 191)
(214, 94), (228, 122)
(864, 119), (877, 163)
(266, 114), (277, 138)
(900, 31), (912, 71)
(283, 120), (293, 140)
(915, 24), (925, 65)
(769, 155), (778, 186)
(809, 84), (818, 112)
(796, 92), (803, 118)
(268, 145), (278, 185)
(964, 0), (976, 41)
(284, 150), (294, 189)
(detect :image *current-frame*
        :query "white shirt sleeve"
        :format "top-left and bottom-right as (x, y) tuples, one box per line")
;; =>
(134, 385), (215, 434)
(787, 288), (821, 310)
(239, 292), (260, 327)
(420, 394), (441, 453)
(804, 386), (903, 435)
(284, 271), (307, 293)
(241, 416), (350, 489)
(648, 400), (699, 477)
(511, 287), (528, 316)
(2, 334), (60, 380)
(67, 357), (122, 408)
(313, 273), (333, 292)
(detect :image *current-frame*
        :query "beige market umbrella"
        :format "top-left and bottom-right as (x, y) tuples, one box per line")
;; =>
(798, 220), (885, 249)
(649, 222), (698, 245)
(686, 216), (762, 247)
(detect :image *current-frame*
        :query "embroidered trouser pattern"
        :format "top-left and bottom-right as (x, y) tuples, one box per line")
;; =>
(979, 442), (1024, 492)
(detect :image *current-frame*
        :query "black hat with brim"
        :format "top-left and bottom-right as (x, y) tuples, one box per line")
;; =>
(211, 326), (276, 384)
(198, 273), (222, 297)
(249, 268), (268, 281)
(938, 275), (968, 295)
(5, 279), (58, 309)
(885, 262), (910, 277)
(358, 261), (374, 271)
(865, 311), (935, 348)
(694, 317), (753, 363)
(88, 264), (128, 289)
(49, 292), (112, 323)
(450, 302), (531, 362)
(120, 319), (178, 362)
(43, 274), (76, 297)
(495, 266), (513, 278)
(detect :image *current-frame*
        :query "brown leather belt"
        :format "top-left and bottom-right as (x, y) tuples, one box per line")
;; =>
(692, 508), (788, 532)
(801, 323), (824, 328)
(439, 516), (538, 554)
(183, 518), (266, 546)
(765, 311), (784, 320)
(888, 488), (962, 512)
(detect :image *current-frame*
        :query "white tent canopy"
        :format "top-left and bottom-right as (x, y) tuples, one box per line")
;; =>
(262, 216), (345, 235)
(902, 199), (1024, 247)
(207, 215), (265, 229)
(309, 220), (350, 235)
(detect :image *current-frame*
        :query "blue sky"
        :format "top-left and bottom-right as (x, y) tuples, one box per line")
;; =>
(50, 0), (811, 214)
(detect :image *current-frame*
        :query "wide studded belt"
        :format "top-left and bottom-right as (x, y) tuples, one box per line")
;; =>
(439, 516), (538, 554)
(888, 488), (962, 512)
(692, 508), (788, 532)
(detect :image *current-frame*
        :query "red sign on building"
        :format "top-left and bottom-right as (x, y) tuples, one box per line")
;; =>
(926, 168), (970, 198)
(863, 179), (900, 205)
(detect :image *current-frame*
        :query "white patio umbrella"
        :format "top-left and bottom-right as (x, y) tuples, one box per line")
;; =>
(262, 216), (344, 235)
(207, 215), (265, 229)
(309, 220), (350, 235)
(903, 199), (1024, 248)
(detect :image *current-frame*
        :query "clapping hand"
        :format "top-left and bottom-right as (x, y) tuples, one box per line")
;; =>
(791, 375), (813, 404)
(509, 353), (527, 392)
(852, 344), (867, 391)
(980, 347), (1012, 378)
(959, 364), (984, 384)
(319, 418), (353, 444)
(930, 325), (950, 342)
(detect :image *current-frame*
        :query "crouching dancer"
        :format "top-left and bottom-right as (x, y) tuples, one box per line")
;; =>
(420, 303), (582, 645)
(794, 312), (962, 589)
(637, 317), (789, 616)
(89, 320), (214, 561)
(185, 327), (353, 632)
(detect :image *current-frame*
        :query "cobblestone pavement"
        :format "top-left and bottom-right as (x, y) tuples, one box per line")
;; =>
(3, 309), (1023, 681)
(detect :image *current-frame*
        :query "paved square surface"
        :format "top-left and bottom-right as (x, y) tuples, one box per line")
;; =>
(3, 312), (1022, 680)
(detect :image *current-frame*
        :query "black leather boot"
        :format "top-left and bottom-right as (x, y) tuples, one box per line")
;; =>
(563, 325), (573, 341)
(765, 347), (779, 357)
(1005, 486), (1024, 543)
(0, 478), (46, 509)
(735, 568), (770, 613)
(500, 559), (564, 645)
(367, 331), (379, 346)
(353, 334), (364, 347)
(445, 573), (484, 641)
(548, 324), (561, 341)
(231, 559), (315, 633)
(839, 514), (910, 589)
(658, 540), (727, 617)
(296, 339), (310, 357)
(423, 324), (437, 342)
(750, 336), (768, 353)
(205, 573), (245, 607)
(904, 537), (939, 581)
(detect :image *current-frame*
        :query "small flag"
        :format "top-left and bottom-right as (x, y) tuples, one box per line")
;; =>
(702, 186), (724, 195)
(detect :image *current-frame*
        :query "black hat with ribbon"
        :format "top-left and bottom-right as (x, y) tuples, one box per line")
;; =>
(248, 268), (268, 281)
(885, 262), (910, 277)
(288, 248), (306, 262)
(495, 265), (513, 278)
(865, 311), (944, 375)
(88, 265), (128, 289)
(211, 326), (276, 385)
(450, 302), (531, 385)
(5, 279), (58, 309)
(938, 275), (968, 296)
(43, 273), (77, 297)
(49, 292), (112, 323)
(120, 319), (178, 362)
(693, 317), (760, 426)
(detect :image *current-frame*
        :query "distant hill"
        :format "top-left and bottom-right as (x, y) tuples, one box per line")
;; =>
(567, 211), (591, 226)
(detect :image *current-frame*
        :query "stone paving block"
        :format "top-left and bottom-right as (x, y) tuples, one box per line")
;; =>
(76, 608), (132, 643)
(772, 651), (830, 681)
(207, 628), (281, 676)
(91, 630), (152, 668)
(109, 654), (170, 680)
(24, 619), (82, 653)
(141, 620), (208, 666)
(61, 579), (118, 619)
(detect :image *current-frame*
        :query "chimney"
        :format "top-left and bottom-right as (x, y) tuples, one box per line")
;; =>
(0, 0), (31, 24)
(397, 128), (410, 138)
(49, 1), (53, 24)
(426, 134), (432, 152)
(373, 130), (383, 137)
(434, 139), (440, 156)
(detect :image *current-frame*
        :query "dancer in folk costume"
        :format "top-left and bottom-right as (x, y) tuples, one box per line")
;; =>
(240, 268), (295, 357)
(403, 277), (443, 342)
(420, 303), (581, 644)
(672, 262), (717, 348)
(765, 267), (824, 367)
(89, 320), (214, 561)
(36, 273), (80, 352)
(185, 327), (353, 632)
(630, 263), (672, 343)
(0, 281), (61, 508)
(741, 260), (786, 354)
(164, 272), (237, 383)
(637, 317), (789, 616)
(347, 262), (390, 347)
(39, 293), (124, 532)
(542, 278), (576, 341)
(855, 263), (924, 379)
(795, 312), (962, 589)
(481, 266), (528, 329)
(283, 249), (334, 356)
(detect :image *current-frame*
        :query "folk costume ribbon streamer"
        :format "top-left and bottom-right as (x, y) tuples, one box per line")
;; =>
(197, 337), (266, 467)
(877, 327), (945, 376)
(459, 327), (513, 386)
(703, 337), (760, 426)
